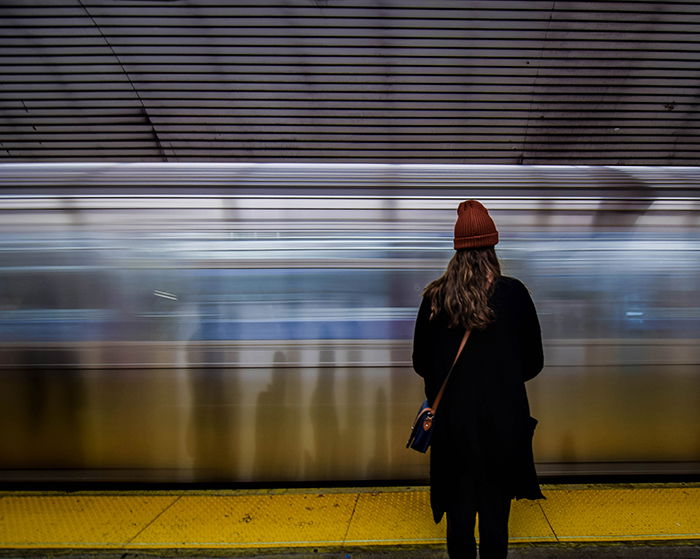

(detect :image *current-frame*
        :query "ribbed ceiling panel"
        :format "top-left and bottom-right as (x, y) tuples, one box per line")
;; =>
(1, 1), (700, 164)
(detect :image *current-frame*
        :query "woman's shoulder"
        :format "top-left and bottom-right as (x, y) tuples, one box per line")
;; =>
(495, 275), (526, 290)
(493, 275), (532, 300)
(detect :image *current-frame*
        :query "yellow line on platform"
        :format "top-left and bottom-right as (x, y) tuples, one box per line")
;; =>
(0, 484), (698, 549)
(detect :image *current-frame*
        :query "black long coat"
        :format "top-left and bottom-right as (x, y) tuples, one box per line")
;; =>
(412, 276), (544, 523)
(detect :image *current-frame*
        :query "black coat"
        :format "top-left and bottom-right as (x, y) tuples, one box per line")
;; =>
(412, 276), (544, 523)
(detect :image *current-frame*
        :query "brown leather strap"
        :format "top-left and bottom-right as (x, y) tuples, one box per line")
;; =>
(431, 328), (471, 413)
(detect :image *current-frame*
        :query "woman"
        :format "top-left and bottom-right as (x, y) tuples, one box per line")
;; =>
(412, 200), (544, 559)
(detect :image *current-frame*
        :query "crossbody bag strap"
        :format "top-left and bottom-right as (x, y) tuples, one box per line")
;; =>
(431, 328), (471, 412)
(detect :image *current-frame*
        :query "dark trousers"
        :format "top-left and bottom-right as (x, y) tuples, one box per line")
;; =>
(445, 475), (512, 559)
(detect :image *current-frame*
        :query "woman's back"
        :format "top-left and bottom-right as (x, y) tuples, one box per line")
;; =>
(413, 275), (543, 405)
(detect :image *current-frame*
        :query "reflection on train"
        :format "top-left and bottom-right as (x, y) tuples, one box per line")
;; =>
(0, 163), (698, 483)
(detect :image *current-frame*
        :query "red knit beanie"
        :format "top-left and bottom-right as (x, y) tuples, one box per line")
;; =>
(453, 200), (499, 249)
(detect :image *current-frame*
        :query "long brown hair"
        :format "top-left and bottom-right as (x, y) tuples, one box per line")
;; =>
(424, 247), (501, 329)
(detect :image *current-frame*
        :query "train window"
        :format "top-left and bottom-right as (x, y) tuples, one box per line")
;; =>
(0, 230), (698, 342)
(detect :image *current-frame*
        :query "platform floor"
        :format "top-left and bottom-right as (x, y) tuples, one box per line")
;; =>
(1, 483), (699, 553)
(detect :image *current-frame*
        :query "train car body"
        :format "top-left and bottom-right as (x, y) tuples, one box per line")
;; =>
(0, 163), (698, 483)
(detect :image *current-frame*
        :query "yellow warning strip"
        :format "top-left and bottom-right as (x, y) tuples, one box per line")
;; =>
(0, 484), (698, 549)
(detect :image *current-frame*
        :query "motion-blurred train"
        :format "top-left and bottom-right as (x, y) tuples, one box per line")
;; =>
(0, 163), (698, 483)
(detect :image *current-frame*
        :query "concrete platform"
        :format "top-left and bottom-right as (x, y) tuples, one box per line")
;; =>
(0, 483), (698, 556)
(2, 544), (700, 559)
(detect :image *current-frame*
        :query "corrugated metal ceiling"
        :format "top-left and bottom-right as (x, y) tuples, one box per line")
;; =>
(1, 1), (699, 164)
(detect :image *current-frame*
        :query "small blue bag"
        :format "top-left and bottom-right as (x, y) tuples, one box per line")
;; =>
(406, 400), (434, 453)
(406, 329), (471, 454)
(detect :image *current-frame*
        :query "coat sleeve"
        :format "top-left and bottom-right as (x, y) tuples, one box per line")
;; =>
(411, 296), (432, 379)
(519, 282), (544, 382)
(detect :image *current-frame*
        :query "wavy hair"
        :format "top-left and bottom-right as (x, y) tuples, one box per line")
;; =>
(424, 247), (501, 329)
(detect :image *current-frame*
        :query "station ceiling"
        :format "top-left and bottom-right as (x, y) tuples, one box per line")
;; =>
(1, 1), (699, 165)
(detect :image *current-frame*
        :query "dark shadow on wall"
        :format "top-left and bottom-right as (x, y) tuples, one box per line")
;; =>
(253, 350), (302, 482)
(367, 386), (389, 478)
(307, 347), (340, 480)
(341, 348), (364, 477)
(186, 342), (240, 481)
(17, 346), (86, 466)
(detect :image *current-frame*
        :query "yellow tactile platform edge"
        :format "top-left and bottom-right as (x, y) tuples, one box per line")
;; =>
(0, 484), (699, 549)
